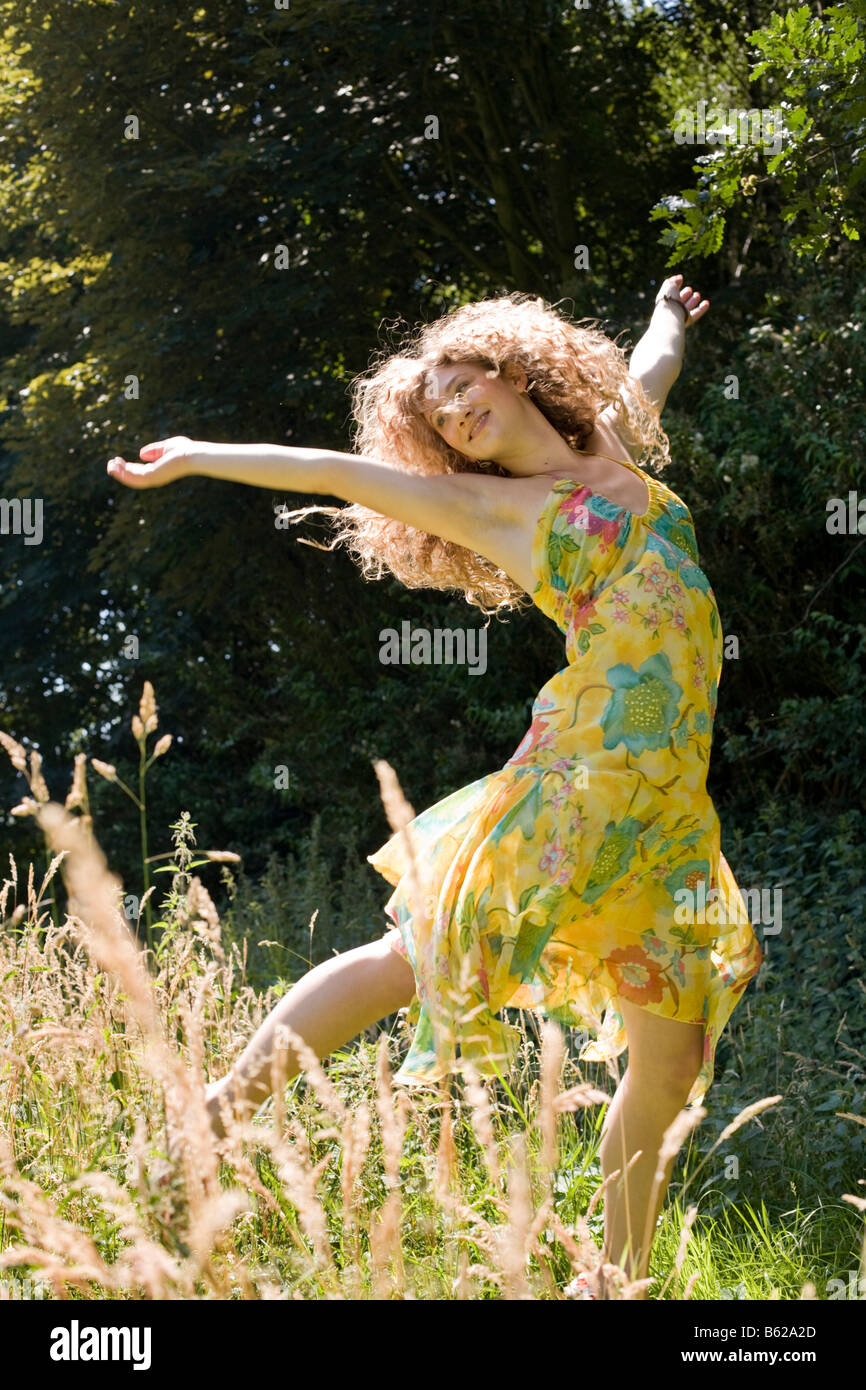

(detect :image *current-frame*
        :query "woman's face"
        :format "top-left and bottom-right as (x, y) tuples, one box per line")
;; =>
(419, 361), (528, 463)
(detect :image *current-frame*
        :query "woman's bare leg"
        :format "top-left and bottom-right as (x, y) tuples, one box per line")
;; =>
(598, 1001), (704, 1297)
(598, 1065), (697, 1295)
(206, 932), (416, 1137)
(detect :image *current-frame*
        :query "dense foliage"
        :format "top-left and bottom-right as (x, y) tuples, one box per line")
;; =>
(0, 0), (863, 939)
(0, 0), (864, 1308)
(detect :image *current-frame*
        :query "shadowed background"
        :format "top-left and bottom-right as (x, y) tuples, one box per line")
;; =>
(0, 0), (864, 1211)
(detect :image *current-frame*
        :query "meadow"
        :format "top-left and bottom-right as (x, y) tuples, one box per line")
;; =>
(0, 686), (863, 1301)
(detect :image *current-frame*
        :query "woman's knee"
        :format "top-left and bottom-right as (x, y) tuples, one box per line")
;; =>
(619, 998), (704, 1094)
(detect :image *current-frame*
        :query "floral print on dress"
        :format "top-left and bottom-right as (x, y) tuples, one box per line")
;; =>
(367, 466), (763, 1108)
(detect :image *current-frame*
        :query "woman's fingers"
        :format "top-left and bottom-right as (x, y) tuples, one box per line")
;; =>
(658, 273), (710, 326)
(107, 436), (194, 487)
(107, 456), (173, 488)
(677, 282), (711, 325)
(107, 457), (154, 487)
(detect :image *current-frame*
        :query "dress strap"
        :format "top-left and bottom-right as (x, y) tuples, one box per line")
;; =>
(567, 446), (660, 524)
(573, 445), (644, 475)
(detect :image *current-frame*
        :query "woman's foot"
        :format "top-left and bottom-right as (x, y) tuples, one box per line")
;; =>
(566, 1262), (626, 1300)
(567, 1271), (598, 1300)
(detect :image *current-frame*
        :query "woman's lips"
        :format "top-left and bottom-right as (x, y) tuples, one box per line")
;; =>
(469, 410), (489, 440)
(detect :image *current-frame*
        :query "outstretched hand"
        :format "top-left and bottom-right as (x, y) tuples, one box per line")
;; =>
(655, 273), (710, 328)
(107, 435), (198, 488)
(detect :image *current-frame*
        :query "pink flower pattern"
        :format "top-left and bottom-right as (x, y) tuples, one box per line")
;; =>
(368, 472), (762, 1108)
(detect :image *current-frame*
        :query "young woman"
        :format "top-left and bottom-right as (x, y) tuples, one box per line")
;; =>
(107, 274), (763, 1298)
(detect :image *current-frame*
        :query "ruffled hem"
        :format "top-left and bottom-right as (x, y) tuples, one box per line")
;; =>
(368, 766), (763, 1108)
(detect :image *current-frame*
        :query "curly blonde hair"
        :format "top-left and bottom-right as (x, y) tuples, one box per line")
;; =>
(285, 291), (670, 616)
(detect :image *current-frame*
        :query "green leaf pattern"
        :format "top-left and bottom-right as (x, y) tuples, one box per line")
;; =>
(368, 475), (762, 1110)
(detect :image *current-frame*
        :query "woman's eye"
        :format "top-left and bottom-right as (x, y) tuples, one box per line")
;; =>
(431, 379), (471, 426)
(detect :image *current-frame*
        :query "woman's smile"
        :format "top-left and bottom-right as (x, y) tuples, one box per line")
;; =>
(469, 409), (490, 440)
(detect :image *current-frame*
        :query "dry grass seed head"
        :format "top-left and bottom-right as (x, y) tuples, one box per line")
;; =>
(374, 1033), (410, 1192)
(28, 751), (50, 803)
(0, 731), (28, 772)
(274, 1141), (338, 1276)
(461, 1062), (502, 1192)
(64, 752), (88, 812)
(275, 1023), (347, 1123)
(139, 681), (158, 735)
(496, 1129), (534, 1300)
(538, 1019), (565, 1185)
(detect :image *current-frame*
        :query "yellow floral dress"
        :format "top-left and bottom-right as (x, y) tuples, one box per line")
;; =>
(367, 460), (763, 1108)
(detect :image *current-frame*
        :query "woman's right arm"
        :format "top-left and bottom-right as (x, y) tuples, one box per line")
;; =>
(107, 439), (524, 563)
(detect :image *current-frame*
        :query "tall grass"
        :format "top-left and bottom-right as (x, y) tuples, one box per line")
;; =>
(0, 692), (863, 1300)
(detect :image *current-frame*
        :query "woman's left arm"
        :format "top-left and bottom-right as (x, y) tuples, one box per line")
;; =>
(598, 274), (710, 449)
